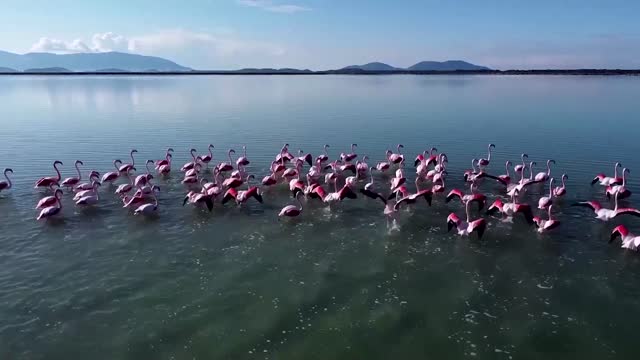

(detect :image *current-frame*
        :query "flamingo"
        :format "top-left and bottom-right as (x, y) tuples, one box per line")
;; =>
(463, 159), (479, 183)
(222, 175), (263, 205)
(477, 143), (495, 169)
(118, 149), (138, 173)
(122, 186), (160, 208)
(157, 155), (172, 175)
(73, 181), (101, 201)
(323, 180), (357, 205)
(36, 188), (64, 209)
(356, 156), (369, 177)
(181, 149), (199, 172)
(447, 201), (487, 239)
(514, 154), (528, 174)
(610, 225), (640, 251)
(199, 144), (215, 168)
(102, 160), (122, 183)
(134, 192), (159, 216)
(217, 149), (236, 173)
(307, 158), (324, 181)
(534, 159), (556, 182)
(134, 160), (154, 188)
(74, 171), (100, 191)
(222, 173), (246, 189)
(394, 178), (433, 211)
(0, 168), (13, 193)
(295, 150), (313, 167)
(155, 148), (174, 167)
(275, 143), (293, 163)
(279, 192), (304, 218)
(388, 144), (404, 165)
(233, 145), (249, 167)
(360, 168), (387, 203)
(75, 182), (101, 206)
(533, 205), (561, 233)
(487, 190), (534, 224)
(592, 162), (622, 186)
(571, 191), (640, 221)
(60, 160), (84, 188)
(35, 160), (63, 189)
(115, 168), (136, 196)
(183, 190), (214, 211)
(184, 163), (202, 178)
(316, 144), (330, 164)
(606, 168), (631, 200)
(289, 172), (306, 197)
(553, 174), (568, 197)
(445, 183), (486, 210)
(37, 190), (63, 220)
(434, 153), (448, 173)
(497, 161), (512, 185)
(537, 177), (555, 209)
(340, 143), (358, 163)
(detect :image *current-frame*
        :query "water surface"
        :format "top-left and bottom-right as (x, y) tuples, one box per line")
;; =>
(1, 75), (640, 359)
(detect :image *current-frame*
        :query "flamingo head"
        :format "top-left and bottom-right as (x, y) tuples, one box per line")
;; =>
(385, 149), (393, 157)
(152, 185), (161, 192)
(229, 149), (236, 155)
(623, 168), (630, 175)
(324, 144), (330, 149)
(548, 159), (556, 165)
(430, 147), (438, 155)
(397, 144), (404, 150)
(440, 154), (448, 163)
(521, 153), (528, 160)
(55, 189), (64, 198)
(167, 148), (174, 153)
(209, 144), (215, 149)
(362, 155), (369, 161)
(114, 159), (122, 165)
(4, 168), (13, 174)
(190, 148), (197, 156)
(147, 159), (154, 165)
(166, 154), (173, 159)
(75, 160), (84, 166)
(615, 162), (622, 168)
(54, 160), (63, 166)
(146, 174), (154, 180)
(131, 149), (138, 154)
(489, 143), (496, 148)
(247, 174), (255, 181)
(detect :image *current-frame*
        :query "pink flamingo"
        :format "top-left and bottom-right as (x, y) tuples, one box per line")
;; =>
(222, 176), (263, 205)
(360, 167), (387, 202)
(0, 168), (13, 193)
(155, 148), (174, 167)
(74, 171), (100, 191)
(183, 190), (214, 211)
(323, 179), (357, 204)
(553, 174), (568, 197)
(289, 172), (305, 197)
(36, 188), (63, 209)
(487, 190), (534, 224)
(296, 150), (313, 167)
(340, 144), (358, 163)
(122, 186), (160, 208)
(223, 173), (251, 189)
(134, 192), (159, 216)
(572, 191), (640, 221)
(279, 192), (304, 218)
(198, 144), (215, 168)
(356, 156), (369, 177)
(181, 149), (199, 172)
(434, 153), (448, 173)
(377, 150), (393, 172)
(606, 168), (631, 200)
(447, 201), (487, 239)
(514, 154), (528, 174)
(73, 181), (100, 201)
(533, 205), (561, 233)
(537, 177), (555, 209)
(236, 145), (250, 167)
(307, 158), (324, 181)
(388, 144), (405, 165)
(316, 144), (330, 164)
(497, 161), (512, 185)
(60, 160), (84, 188)
(394, 178), (433, 211)
(134, 160), (154, 188)
(185, 163), (202, 178)
(477, 143), (495, 169)
(115, 168), (136, 196)
(37, 190), (63, 220)
(534, 159), (555, 182)
(445, 183), (486, 210)
(101, 160), (122, 183)
(75, 182), (101, 206)
(275, 143), (293, 163)
(217, 149), (236, 173)
(610, 225), (640, 251)
(118, 149), (138, 173)
(35, 160), (63, 189)
(157, 155), (172, 175)
(592, 162), (622, 186)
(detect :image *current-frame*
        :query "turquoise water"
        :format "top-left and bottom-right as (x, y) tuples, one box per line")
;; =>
(1, 75), (640, 359)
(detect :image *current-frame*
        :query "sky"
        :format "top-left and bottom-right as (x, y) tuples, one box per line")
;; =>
(1, 0), (639, 70)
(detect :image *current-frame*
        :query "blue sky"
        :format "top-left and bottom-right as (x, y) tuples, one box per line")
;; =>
(1, 0), (639, 70)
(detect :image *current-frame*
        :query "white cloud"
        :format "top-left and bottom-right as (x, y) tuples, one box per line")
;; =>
(237, 0), (310, 13)
(27, 29), (286, 69)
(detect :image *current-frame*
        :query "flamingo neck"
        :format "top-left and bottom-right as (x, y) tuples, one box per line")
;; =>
(614, 164), (619, 178)
(465, 202), (471, 223)
(75, 162), (82, 180)
(562, 175), (566, 187)
(228, 151), (234, 163)
(505, 162), (510, 176)
(4, 171), (12, 188)
(369, 172), (374, 185)
(54, 162), (62, 181)
(547, 206), (552, 220)
(623, 170), (628, 186)
(548, 179), (554, 196)
(211, 147), (215, 157)
(191, 150), (196, 161)
(487, 145), (492, 161)
(614, 192), (619, 211)
(131, 152), (136, 167)
(297, 195), (303, 211)
(471, 160), (477, 172)
(415, 178), (420, 192)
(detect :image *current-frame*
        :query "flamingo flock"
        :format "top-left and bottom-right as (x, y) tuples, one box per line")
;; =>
(1, 143), (638, 251)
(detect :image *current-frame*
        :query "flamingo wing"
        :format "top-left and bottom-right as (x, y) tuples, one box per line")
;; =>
(515, 204), (534, 225)
(246, 187), (264, 203)
(222, 188), (238, 204)
(486, 199), (504, 215)
(445, 189), (463, 203)
(359, 189), (387, 204)
(614, 208), (640, 218)
(571, 201), (601, 212)
(469, 219), (487, 239)
(415, 189), (433, 206)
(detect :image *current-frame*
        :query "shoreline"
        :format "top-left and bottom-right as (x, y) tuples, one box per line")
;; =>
(1, 69), (640, 76)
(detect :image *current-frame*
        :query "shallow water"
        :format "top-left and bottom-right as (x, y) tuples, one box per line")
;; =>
(1, 75), (640, 359)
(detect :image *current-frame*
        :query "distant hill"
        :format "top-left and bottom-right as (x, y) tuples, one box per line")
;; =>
(0, 50), (190, 72)
(408, 60), (490, 71)
(0, 66), (16, 72)
(341, 62), (399, 71)
(24, 67), (72, 73)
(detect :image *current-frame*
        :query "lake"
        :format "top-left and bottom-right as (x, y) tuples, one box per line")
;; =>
(1, 75), (640, 359)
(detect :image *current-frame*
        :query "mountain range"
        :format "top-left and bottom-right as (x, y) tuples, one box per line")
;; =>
(341, 60), (490, 71)
(0, 51), (190, 72)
